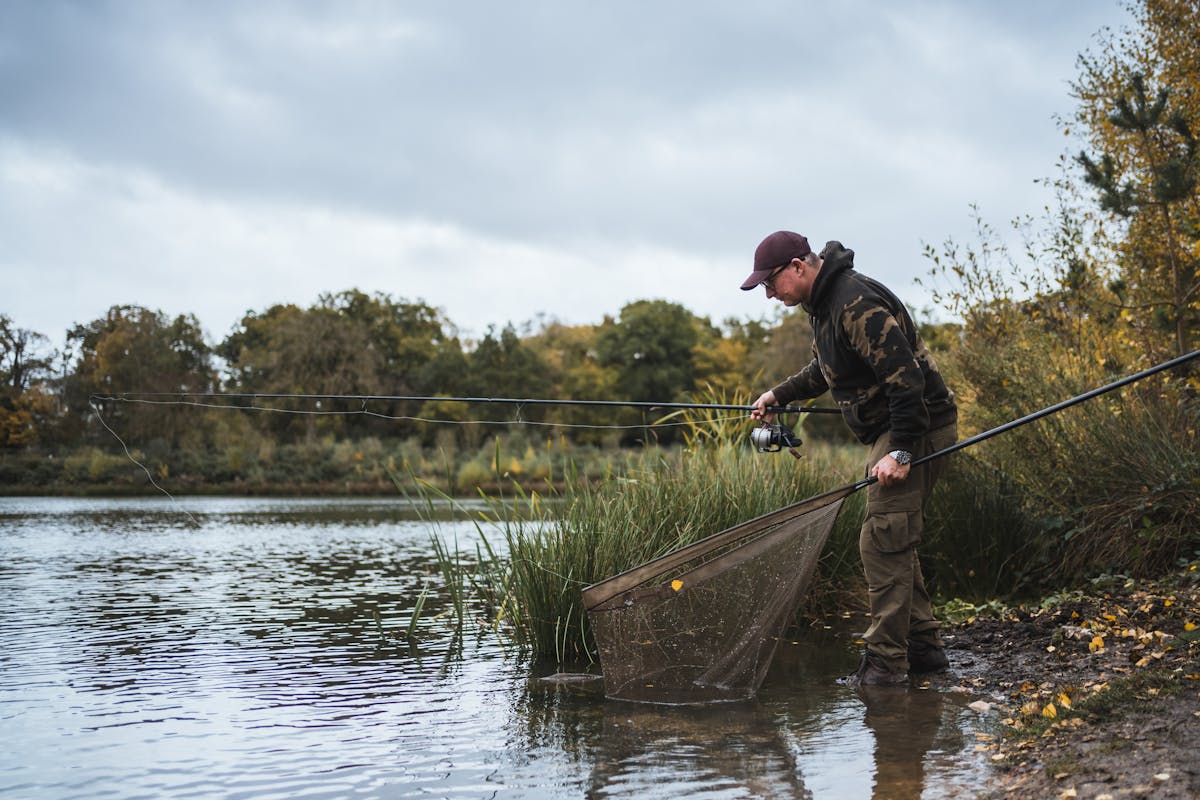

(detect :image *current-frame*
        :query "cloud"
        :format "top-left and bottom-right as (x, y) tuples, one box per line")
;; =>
(0, 0), (1131, 350)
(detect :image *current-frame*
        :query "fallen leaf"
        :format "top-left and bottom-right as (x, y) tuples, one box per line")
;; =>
(670, 579), (683, 592)
(1185, 622), (1197, 632)
(968, 700), (992, 713)
(1089, 636), (1106, 652)
(1042, 703), (1058, 719)
(1154, 772), (1171, 781)
(1057, 692), (1072, 708)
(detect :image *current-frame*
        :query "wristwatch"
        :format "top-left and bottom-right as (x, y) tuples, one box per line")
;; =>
(887, 449), (912, 465)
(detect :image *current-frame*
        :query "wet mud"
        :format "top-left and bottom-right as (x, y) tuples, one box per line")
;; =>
(930, 569), (1200, 799)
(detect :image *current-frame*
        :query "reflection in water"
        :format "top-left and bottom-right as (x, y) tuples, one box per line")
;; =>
(856, 685), (951, 800)
(588, 701), (808, 798)
(1, 497), (996, 799)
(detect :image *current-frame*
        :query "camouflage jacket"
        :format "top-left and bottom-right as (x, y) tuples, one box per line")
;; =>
(769, 242), (956, 452)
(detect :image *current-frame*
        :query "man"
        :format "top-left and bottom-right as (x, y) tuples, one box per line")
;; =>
(741, 230), (958, 686)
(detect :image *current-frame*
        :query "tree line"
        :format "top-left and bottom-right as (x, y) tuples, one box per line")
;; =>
(0, 292), (835, 457)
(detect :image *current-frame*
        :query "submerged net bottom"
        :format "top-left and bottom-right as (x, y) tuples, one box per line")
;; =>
(586, 497), (846, 704)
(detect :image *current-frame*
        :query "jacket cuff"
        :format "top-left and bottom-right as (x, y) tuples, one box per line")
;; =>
(770, 381), (797, 408)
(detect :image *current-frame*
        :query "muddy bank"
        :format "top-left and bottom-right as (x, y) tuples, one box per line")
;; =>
(928, 568), (1200, 799)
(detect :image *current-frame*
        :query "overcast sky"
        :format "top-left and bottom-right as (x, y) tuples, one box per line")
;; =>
(2, 0), (1131, 350)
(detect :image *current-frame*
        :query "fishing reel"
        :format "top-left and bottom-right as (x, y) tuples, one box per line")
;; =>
(750, 422), (803, 458)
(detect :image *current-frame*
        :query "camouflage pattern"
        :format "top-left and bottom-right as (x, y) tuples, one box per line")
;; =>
(859, 421), (958, 672)
(767, 241), (960, 677)
(769, 241), (956, 452)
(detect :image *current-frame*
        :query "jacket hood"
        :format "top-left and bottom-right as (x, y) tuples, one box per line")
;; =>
(805, 241), (855, 312)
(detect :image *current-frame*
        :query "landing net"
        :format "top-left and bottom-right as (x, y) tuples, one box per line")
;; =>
(582, 484), (857, 704)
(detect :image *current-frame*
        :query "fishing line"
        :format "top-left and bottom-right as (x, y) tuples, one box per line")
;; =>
(91, 395), (749, 432)
(86, 392), (755, 521)
(88, 401), (202, 528)
(93, 391), (841, 415)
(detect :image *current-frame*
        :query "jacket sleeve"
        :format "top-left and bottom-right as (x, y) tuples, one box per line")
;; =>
(770, 346), (828, 406)
(843, 301), (929, 452)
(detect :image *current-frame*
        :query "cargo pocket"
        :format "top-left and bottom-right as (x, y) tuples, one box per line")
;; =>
(864, 510), (922, 554)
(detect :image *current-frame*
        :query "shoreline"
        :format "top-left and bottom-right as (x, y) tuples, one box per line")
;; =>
(937, 568), (1200, 798)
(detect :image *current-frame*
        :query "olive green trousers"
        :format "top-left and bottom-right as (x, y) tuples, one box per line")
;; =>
(859, 421), (958, 673)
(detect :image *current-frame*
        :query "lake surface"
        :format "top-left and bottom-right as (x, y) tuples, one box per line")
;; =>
(1, 496), (997, 799)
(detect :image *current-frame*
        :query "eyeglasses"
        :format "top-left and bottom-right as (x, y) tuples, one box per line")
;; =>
(762, 263), (788, 291)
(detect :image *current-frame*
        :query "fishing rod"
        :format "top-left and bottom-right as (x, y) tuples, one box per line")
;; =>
(90, 391), (842, 415)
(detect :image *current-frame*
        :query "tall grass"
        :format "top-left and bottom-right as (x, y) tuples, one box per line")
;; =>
(413, 400), (870, 663)
(944, 321), (1200, 579)
(412, 387), (1138, 663)
(921, 451), (1047, 601)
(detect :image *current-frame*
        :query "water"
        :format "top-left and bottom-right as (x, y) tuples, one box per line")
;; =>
(0, 496), (997, 799)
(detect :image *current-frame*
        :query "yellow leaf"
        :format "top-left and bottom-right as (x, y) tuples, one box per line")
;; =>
(1103, 614), (1117, 621)
(671, 579), (684, 592)
(1058, 692), (1072, 708)
(1089, 636), (1105, 652)
(1185, 622), (1197, 632)
(1165, 599), (1174, 607)
(1042, 703), (1058, 719)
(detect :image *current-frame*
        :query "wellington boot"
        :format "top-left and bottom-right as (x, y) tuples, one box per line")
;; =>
(846, 651), (908, 687)
(908, 640), (949, 674)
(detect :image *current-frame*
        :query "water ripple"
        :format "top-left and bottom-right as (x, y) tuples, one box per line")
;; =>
(1, 496), (996, 799)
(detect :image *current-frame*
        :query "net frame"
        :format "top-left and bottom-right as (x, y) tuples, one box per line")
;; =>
(582, 483), (859, 704)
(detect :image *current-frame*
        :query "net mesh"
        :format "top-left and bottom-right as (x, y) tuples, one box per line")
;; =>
(582, 486), (852, 704)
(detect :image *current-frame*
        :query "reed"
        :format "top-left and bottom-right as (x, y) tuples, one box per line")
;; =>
(468, 412), (868, 662)
(413, 427), (1073, 663)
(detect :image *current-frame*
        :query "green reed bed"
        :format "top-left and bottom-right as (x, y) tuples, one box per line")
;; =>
(414, 432), (867, 663)
(413, 413), (1055, 664)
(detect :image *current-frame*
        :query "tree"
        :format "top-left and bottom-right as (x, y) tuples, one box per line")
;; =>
(524, 320), (620, 443)
(465, 324), (551, 401)
(594, 300), (701, 403)
(320, 290), (458, 395)
(218, 302), (383, 441)
(1072, 0), (1200, 359)
(0, 315), (56, 448)
(65, 306), (216, 446)
(1076, 73), (1200, 357)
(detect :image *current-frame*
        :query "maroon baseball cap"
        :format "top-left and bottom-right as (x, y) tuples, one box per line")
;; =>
(740, 231), (811, 290)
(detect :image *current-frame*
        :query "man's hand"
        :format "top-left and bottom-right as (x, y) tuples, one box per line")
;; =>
(871, 454), (911, 487)
(751, 390), (777, 422)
